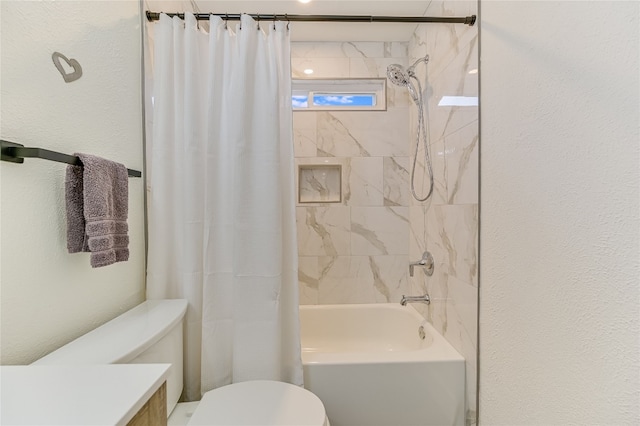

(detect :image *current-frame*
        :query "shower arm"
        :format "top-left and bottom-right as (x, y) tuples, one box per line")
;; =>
(407, 55), (430, 76)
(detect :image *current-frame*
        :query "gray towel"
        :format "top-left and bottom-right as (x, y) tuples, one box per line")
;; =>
(65, 153), (129, 268)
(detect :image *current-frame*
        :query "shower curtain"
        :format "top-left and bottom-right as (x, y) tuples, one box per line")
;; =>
(146, 13), (302, 400)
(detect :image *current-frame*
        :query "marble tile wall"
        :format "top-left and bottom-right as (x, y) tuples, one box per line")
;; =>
(407, 1), (479, 425)
(291, 6), (478, 422)
(292, 42), (413, 306)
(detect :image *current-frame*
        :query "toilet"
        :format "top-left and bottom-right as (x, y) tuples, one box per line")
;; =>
(33, 299), (328, 426)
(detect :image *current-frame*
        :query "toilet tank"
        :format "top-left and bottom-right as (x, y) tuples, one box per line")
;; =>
(33, 299), (188, 416)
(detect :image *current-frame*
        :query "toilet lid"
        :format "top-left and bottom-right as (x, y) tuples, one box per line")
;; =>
(188, 380), (327, 426)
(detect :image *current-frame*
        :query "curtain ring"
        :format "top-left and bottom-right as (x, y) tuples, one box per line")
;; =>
(285, 14), (290, 31)
(273, 13), (276, 31)
(257, 14), (260, 30)
(224, 13), (228, 29)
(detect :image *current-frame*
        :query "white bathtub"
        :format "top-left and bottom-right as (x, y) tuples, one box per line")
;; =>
(300, 303), (465, 426)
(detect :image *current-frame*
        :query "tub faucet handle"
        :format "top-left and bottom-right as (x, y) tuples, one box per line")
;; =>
(409, 251), (434, 277)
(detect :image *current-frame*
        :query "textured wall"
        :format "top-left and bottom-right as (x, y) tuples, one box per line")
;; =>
(479, 1), (640, 424)
(407, 1), (479, 424)
(0, 0), (145, 364)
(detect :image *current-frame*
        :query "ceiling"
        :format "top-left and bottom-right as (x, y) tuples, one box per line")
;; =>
(148, 1), (444, 41)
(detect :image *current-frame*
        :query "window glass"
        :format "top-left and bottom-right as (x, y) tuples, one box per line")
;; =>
(292, 79), (386, 111)
(312, 94), (376, 107)
(292, 95), (309, 108)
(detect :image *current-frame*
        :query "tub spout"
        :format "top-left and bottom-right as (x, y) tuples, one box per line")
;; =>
(400, 294), (431, 306)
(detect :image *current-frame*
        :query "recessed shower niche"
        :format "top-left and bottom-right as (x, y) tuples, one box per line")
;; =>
(298, 164), (342, 204)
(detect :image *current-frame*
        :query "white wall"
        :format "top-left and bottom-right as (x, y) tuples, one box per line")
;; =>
(479, 1), (639, 424)
(0, 0), (145, 364)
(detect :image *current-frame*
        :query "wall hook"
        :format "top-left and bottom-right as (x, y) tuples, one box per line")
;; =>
(51, 52), (83, 83)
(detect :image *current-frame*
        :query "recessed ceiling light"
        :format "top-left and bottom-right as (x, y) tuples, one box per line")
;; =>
(468, 69), (478, 74)
(299, 0), (312, 4)
(303, 69), (314, 75)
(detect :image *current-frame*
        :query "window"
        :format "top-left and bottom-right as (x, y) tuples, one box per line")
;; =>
(292, 78), (386, 111)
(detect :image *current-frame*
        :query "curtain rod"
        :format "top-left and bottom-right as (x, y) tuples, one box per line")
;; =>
(145, 11), (476, 26)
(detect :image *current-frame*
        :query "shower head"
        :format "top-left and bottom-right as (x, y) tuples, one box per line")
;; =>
(386, 55), (429, 86)
(386, 63), (411, 87)
(386, 63), (419, 103)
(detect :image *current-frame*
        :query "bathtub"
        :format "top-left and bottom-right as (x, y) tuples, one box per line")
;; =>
(300, 303), (465, 426)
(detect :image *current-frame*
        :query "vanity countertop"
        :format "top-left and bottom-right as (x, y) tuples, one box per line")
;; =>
(0, 363), (170, 425)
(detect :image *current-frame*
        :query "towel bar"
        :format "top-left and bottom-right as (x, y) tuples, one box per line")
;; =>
(1, 140), (142, 177)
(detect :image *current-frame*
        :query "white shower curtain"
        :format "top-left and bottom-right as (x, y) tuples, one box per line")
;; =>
(146, 13), (302, 400)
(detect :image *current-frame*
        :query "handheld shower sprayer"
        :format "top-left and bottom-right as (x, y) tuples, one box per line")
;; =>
(387, 64), (419, 103)
(386, 55), (430, 105)
(386, 54), (434, 202)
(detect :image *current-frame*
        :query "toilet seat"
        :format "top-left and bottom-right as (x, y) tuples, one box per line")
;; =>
(187, 380), (328, 426)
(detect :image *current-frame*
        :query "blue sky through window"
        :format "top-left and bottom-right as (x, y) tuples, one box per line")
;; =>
(292, 95), (308, 108)
(291, 94), (377, 109)
(313, 94), (376, 107)
(292, 79), (385, 110)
